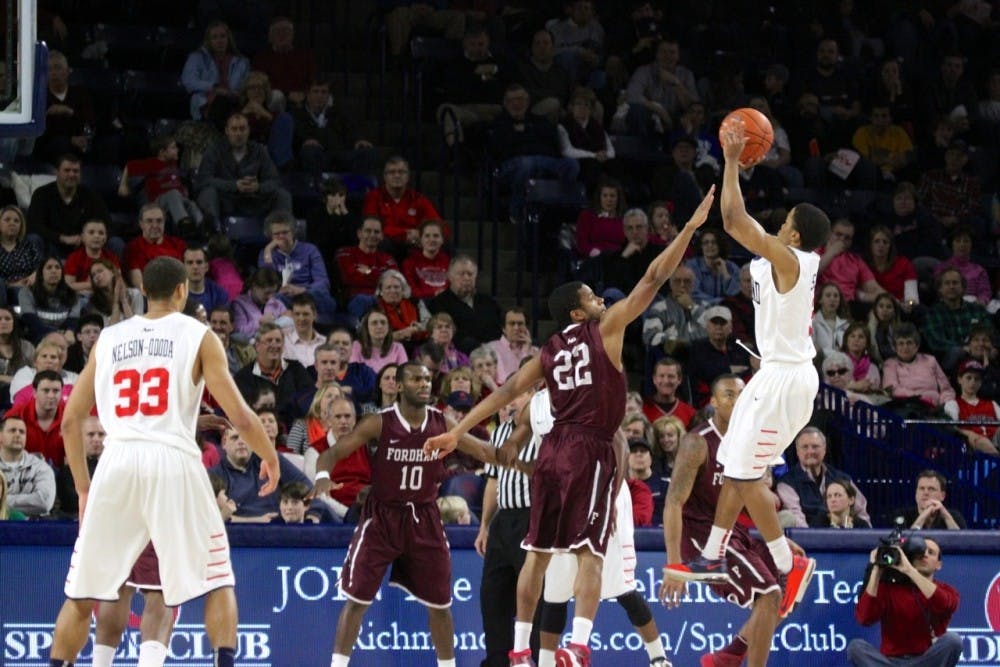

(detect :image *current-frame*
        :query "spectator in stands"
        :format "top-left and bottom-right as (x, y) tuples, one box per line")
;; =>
(863, 224), (917, 304)
(0, 307), (32, 402)
(763, 62), (791, 121)
(812, 282), (850, 360)
(686, 305), (753, 407)
(306, 177), (357, 259)
(63, 220), (117, 295)
(285, 383), (344, 457)
(234, 322), (313, 425)
(426, 255), (503, 354)
(27, 154), (110, 258)
(901, 470), (967, 530)
(209, 305), (256, 375)
(864, 58), (916, 130)
(923, 268), (992, 369)
(401, 219), (450, 302)
(669, 101), (722, 174)
(867, 293), (903, 363)
(184, 246), (229, 314)
(366, 363), (399, 414)
(627, 437), (664, 525)
(747, 95), (801, 188)
(35, 50), (95, 164)
(0, 205), (40, 290)
(557, 87), (617, 190)
(251, 16), (318, 110)
(0, 416), (54, 517)
(841, 322), (882, 394)
(63, 314), (100, 375)
(290, 76), (376, 176)
(818, 218), (885, 306)
(376, 269), (429, 353)
(797, 38), (861, 147)
(181, 20), (249, 121)
(239, 71), (294, 169)
(334, 216), (399, 319)
(919, 52), (979, 142)
(361, 156), (441, 253)
(481, 308), (532, 384)
(784, 91), (836, 189)
(119, 135), (205, 240)
(123, 204), (186, 290)
(815, 479), (871, 528)
(85, 259), (144, 327)
(18, 257), (80, 344)
(685, 227), (739, 306)
(55, 414), (102, 519)
(349, 308), (408, 374)
(486, 83), (580, 224)
(8, 335), (76, 407)
(257, 210), (336, 323)
(517, 28), (574, 122)
(943, 359), (1000, 456)
(649, 136), (705, 224)
(650, 414), (685, 479)
(469, 344), (501, 395)
(933, 226), (991, 305)
(5, 369), (65, 468)
(545, 0), (606, 86)
(596, 208), (660, 303)
(318, 332), (377, 409)
(641, 357), (695, 427)
(622, 412), (653, 444)
(194, 112), (293, 227)
(918, 140), (985, 239)
(205, 233), (244, 300)
(421, 312), (469, 373)
(574, 177), (625, 259)
(776, 426), (872, 528)
(436, 24), (507, 146)
(275, 482), (313, 524)
(641, 263), (706, 358)
(231, 267), (290, 338)
(848, 537), (961, 667)
(956, 324), (1000, 400)
(850, 103), (914, 188)
(383, 1), (471, 59)
(647, 201), (678, 248)
(438, 366), (479, 409)
(283, 294), (326, 370)
(603, 1), (665, 77)
(722, 263), (755, 348)
(624, 38), (698, 137)
(438, 495), (474, 525)
(882, 323), (956, 408)
(308, 396), (368, 518)
(822, 351), (889, 406)
(883, 181), (947, 260)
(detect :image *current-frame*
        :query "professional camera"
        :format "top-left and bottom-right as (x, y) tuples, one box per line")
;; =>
(873, 518), (927, 584)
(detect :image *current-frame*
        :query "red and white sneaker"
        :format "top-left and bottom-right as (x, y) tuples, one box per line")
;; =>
(555, 642), (591, 667)
(778, 555), (817, 618)
(509, 648), (536, 666)
(664, 556), (730, 583)
(699, 650), (744, 666)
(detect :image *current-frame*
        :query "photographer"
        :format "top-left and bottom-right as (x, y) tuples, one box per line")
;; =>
(847, 538), (962, 667)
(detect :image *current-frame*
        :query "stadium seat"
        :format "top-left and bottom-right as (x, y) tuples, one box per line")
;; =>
(439, 472), (486, 520)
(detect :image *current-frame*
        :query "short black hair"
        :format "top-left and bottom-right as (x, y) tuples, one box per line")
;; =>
(143, 257), (188, 301)
(77, 313), (104, 332)
(916, 469), (948, 489)
(279, 481), (311, 502)
(33, 369), (64, 389)
(710, 373), (741, 395)
(789, 203), (831, 252)
(399, 360), (429, 382)
(548, 281), (585, 329)
(290, 293), (317, 311)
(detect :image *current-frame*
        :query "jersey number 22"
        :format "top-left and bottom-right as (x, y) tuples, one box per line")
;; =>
(552, 343), (592, 390)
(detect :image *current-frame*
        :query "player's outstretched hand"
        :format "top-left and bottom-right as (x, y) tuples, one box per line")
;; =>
(659, 574), (687, 609)
(684, 185), (716, 231)
(719, 118), (748, 163)
(197, 413), (231, 432)
(424, 432), (458, 458)
(258, 456), (281, 496)
(310, 478), (344, 499)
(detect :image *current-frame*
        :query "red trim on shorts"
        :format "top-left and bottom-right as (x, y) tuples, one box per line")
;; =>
(208, 560), (227, 567)
(209, 546), (227, 553)
(209, 533), (225, 539)
(759, 429), (778, 434)
(207, 572), (232, 581)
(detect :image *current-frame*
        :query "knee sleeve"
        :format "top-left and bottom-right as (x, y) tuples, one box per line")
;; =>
(616, 590), (652, 627)
(538, 600), (568, 635)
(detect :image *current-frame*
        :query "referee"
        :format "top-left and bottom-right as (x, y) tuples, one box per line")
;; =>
(477, 384), (540, 667)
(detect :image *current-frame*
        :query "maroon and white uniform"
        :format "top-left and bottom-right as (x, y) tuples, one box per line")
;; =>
(682, 420), (781, 607)
(65, 313), (233, 607)
(523, 320), (625, 557)
(339, 405), (453, 607)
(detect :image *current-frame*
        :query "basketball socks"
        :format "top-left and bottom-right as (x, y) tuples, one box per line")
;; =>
(91, 644), (115, 667)
(701, 526), (731, 561)
(138, 640), (168, 667)
(645, 638), (667, 661)
(213, 647), (235, 667)
(513, 621), (533, 652)
(49, 661), (73, 667)
(539, 648), (557, 666)
(571, 617), (593, 647)
(330, 655), (350, 667)
(721, 634), (749, 657)
(437, 659), (456, 667)
(767, 537), (793, 574)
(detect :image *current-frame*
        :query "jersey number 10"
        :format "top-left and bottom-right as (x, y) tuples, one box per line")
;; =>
(114, 368), (170, 417)
(552, 343), (593, 390)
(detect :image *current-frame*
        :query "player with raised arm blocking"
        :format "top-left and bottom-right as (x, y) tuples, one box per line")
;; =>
(665, 117), (829, 617)
(314, 361), (501, 667)
(425, 188), (715, 667)
(48, 257), (279, 667)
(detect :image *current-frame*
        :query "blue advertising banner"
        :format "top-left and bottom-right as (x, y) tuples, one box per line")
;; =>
(2, 526), (999, 666)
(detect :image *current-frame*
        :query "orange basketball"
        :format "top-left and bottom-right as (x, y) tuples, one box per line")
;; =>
(719, 107), (774, 166)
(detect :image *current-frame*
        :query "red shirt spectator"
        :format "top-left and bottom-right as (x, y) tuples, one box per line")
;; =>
(334, 217), (398, 297)
(64, 246), (119, 283)
(6, 376), (65, 467)
(362, 157), (442, 245)
(123, 205), (186, 287)
(123, 156), (188, 200)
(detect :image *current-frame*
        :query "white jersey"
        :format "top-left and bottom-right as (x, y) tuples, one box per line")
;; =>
(94, 312), (209, 457)
(750, 247), (819, 365)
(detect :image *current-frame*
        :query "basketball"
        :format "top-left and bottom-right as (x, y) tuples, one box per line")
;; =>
(719, 107), (774, 166)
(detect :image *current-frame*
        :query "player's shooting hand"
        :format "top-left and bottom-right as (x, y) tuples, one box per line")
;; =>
(719, 118), (748, 162)
(659, 575), (687, 609)
(258, 456), (281, 496)
(424, 432), (458, 458)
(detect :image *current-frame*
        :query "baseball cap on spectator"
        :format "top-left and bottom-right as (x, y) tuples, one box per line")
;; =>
(957, 359), (985, 376)
(628, 437), (651, 453)
(699, 305), (733, 328)
(447, 391), (474, 411)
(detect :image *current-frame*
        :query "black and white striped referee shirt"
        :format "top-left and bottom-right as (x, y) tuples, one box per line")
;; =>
(483, 417), (539, 510)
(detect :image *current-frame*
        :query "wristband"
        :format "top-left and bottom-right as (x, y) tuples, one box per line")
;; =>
(315, 471), (331, 481)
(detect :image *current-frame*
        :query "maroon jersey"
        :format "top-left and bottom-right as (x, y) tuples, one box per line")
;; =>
(370, 405), (448, 505)
(540, 320), (626, 439)
(683, 420), (726, 530)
